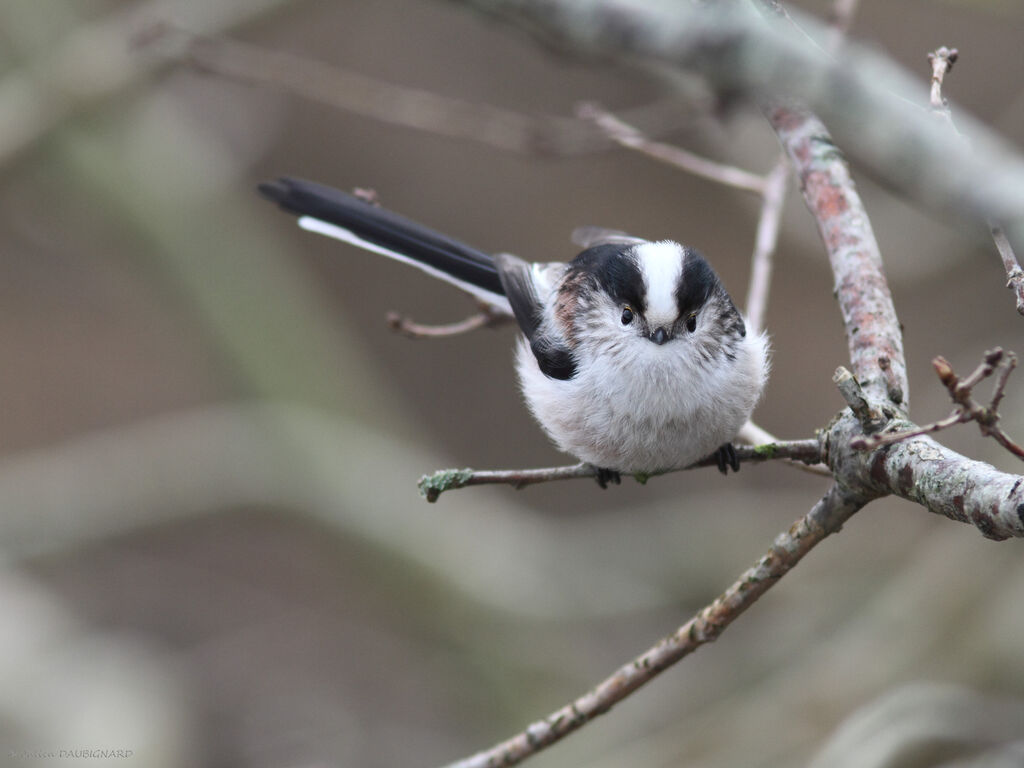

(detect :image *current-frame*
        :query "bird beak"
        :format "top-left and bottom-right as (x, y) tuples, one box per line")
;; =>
(650, 327), (670, 345)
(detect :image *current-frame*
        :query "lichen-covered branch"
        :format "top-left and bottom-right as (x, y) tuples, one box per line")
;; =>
(443, 484), (863, 768)
(824, 409), (1024, 541)
(868, 439), (1024, 540)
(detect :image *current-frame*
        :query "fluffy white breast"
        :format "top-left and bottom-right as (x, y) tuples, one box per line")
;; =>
(634, 241), (684, 327)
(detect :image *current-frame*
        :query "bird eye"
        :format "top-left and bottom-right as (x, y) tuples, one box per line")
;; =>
(686, 312), (697, 333)
(621, 306), (634, 325)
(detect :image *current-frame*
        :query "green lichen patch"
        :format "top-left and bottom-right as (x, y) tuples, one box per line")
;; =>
(417, 468), (474, 503)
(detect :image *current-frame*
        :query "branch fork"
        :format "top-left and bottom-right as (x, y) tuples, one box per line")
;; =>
(852, 348), (1024, 459)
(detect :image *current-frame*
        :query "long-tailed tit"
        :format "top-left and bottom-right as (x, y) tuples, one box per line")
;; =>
(260, 178), (769, 484)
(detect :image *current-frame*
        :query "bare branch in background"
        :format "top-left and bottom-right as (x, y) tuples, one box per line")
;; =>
(143, 28), (699, 157)
(386, 306), (512, 339)
(0, 0), (291, 167)
(745, 156), (789, 337)
(991, 225), (1024, 315)
(926, 46), (1024, 316)
(453, 0), (1024, 252)
(576, 103), (768, 194)
(419, 439), (824, 502)
(443, 485), (863, 768)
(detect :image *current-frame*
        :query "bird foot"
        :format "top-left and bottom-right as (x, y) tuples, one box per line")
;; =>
(714, 443), (741, 475)
(593, 467), (622, 489)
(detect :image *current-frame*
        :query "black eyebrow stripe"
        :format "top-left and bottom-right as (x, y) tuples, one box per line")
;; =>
(569, 244), (646, 313)
(675, 248), (720, 316)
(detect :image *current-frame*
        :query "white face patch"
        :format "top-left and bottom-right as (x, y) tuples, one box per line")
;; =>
(634, 241), (684, 329)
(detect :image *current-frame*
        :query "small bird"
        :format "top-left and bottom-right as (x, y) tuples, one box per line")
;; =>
(260, 178), (769, 484)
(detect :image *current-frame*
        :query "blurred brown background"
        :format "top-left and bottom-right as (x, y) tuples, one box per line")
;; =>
(1, 1), (1023, 766)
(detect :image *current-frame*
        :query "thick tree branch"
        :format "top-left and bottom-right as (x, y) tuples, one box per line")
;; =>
(419, 440), (824, 502)
(825, 411), (1024, 541)
(768, 104), (908, 408)
(443, 484), (864, 768)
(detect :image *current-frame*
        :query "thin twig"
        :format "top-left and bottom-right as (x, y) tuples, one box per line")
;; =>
(737, 422), (831, 477)
(927, 46), (958, 123)
(833, 367), (887, 432)
(745, 155), (789, 337)
(926, 46), (1024, 316)
(991, 225), (1024, 315)
(851, 348), (1024, 459)
(418, 440), (823, 501)
(442, 485), (863, 768)
(386, 308), (512, 338)
(576, 103), (768, 194)
(737, 425), (831, 477)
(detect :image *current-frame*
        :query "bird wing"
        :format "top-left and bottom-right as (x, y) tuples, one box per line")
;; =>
(494, 253), (576, 381)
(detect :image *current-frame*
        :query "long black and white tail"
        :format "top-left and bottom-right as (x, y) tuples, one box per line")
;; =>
(259, 178), (511, 312)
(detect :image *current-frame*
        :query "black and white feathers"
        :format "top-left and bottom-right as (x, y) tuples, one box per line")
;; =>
(260, 178), (769, 474)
